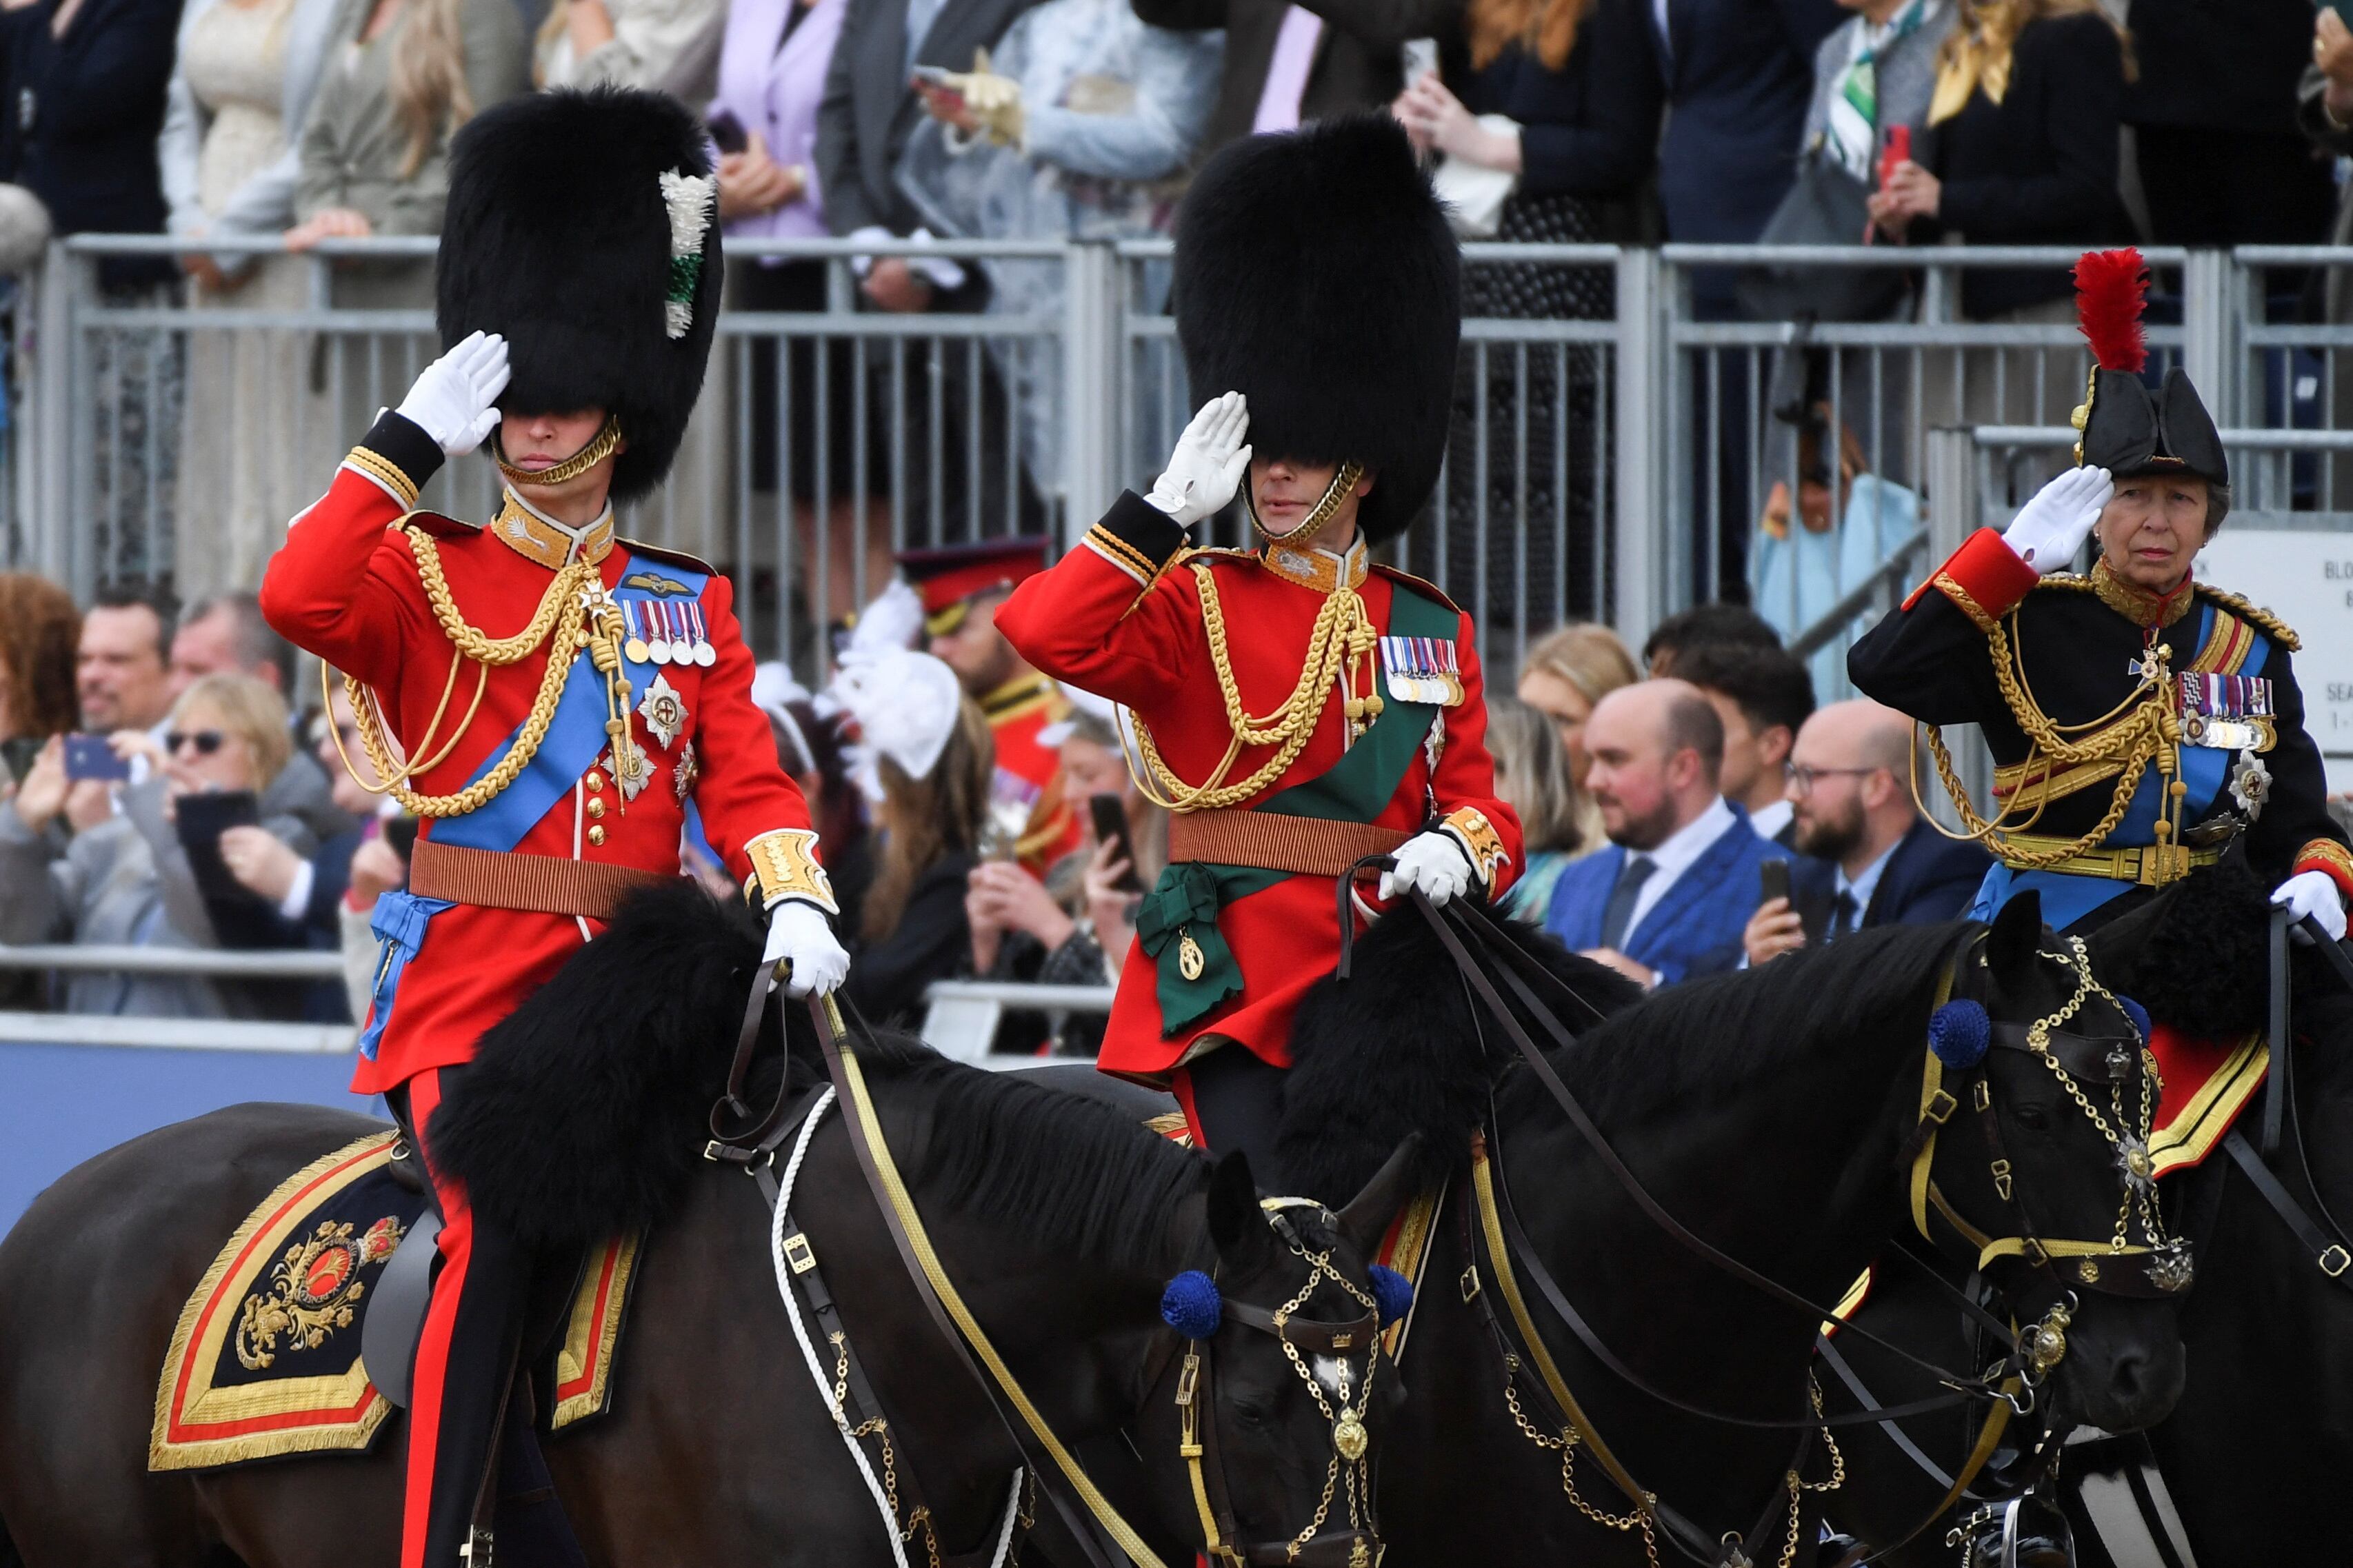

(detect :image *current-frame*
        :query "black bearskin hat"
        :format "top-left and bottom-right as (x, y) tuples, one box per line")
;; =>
(1172, 114), (1459, 545)
(437, 88), (723, 503)
(2071, 248), (2228, 493)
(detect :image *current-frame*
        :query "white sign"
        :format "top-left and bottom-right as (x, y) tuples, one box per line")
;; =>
(2196, 526), (2353, 791)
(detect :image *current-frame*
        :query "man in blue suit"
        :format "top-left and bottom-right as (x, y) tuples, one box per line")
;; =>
(1743, 698), (1992, 965)
(1546, 679), (1788, 987)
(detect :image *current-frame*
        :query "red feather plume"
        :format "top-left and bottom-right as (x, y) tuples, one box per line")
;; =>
(2074, 248), (2149, 374)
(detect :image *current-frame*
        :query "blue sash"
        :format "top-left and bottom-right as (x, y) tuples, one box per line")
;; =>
(1972, 604), (2269, 932)
(357, 554), (711, 1060)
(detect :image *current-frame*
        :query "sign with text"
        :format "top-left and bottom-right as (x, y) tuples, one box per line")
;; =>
(2197, 525), (2353, 791)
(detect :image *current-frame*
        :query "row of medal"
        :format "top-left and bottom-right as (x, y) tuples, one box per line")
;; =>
(620, 599), (717, 667)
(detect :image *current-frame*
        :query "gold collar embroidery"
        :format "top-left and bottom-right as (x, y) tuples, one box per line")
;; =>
(490, 490), (615, 571)
(2091, 557), (2194, 631)
(1260, 536), (1369, 596)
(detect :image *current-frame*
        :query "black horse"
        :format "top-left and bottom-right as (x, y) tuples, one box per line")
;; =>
(1274, 891), (2187, 1567)
(0, 886), (1411, 1568)
(1820, 865), (2353, 1564)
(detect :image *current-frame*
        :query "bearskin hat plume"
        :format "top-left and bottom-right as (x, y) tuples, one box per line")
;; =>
(2070, 246), (2227, 493)
(436, 88), (723, 503)
(1172, 114), (1459, 545)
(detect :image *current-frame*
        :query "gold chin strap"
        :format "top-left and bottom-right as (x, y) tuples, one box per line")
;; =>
(496, 416), (622, 488)
(1245, 461), (1364, 550)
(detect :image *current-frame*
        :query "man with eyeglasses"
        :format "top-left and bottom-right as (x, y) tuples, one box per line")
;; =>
(1742, 698), (1989, 965)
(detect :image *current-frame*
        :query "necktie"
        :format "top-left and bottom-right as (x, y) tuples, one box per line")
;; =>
(1598, 854), (1656, 951)
(1828, 889), (1859, 941)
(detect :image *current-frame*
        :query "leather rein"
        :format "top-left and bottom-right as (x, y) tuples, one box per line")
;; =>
(705, 982), (1383, 1568)
(1348, 874), (2179, 1567)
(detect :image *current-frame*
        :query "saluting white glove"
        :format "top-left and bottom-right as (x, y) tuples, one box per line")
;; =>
(1379, 830), (1474, 907)
(1144, 392), (1253, 527)
(764, 899), (850, 997)
(395, 330), (510, 456)
(2272, 870), (2349, 945)
(2001, 465), (2112, 575)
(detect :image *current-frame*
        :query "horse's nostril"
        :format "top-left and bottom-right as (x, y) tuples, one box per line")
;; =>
(2110, 1354), (2146, 1401)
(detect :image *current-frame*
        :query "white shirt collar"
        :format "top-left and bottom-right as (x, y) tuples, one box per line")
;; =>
(1621, 794), (1738, 937)
(1749, 797), (1794, 843)
(1837, 837), (1903, 922)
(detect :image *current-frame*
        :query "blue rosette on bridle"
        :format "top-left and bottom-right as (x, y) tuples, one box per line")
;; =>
(1928, 999), (1991, 1070)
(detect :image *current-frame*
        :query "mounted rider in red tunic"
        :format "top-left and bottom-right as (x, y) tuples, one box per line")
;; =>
(259, 89), (850, 1568)
(997, 116), (1523, 1178)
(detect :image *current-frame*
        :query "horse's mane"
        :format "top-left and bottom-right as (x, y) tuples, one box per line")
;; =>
(1522, 920), (1971, 1128)
(429, 879), (1208, 1262)
(843, 1032), (1210, 1274)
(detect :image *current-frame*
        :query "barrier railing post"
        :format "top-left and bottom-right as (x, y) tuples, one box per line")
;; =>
(1614, 247), (1664, 647)
(2181, 248), (2234, 425)
(1061, 239), (1121, 550)
(28, 243), (72, 587)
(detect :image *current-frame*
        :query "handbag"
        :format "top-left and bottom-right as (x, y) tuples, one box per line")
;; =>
(1734, 147), (1911, 323)
(1432, 116), (1521, 240)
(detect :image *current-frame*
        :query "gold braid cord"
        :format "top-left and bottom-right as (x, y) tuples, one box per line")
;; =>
(1919, 612), (2178, 869)
(334, 522), (633, 819)
(1129, 559), (1382, 813)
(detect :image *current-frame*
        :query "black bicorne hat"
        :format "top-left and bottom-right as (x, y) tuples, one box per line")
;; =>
(437, 88), (723, 504)
(1171, 114), (1460, 545)
(2070, 248), (2227, 490)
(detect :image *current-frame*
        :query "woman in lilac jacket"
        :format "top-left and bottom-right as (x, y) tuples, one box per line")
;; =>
(710, 0), (889, 622)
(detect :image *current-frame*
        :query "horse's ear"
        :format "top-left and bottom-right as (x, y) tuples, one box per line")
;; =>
(1986, 890), (2045, 982)
(1206, 1151), (1272, 1269)
(1336, 1134), (1423, 1257)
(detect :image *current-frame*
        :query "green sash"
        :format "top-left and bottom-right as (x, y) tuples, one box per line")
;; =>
(1137, 582), (1459, 1036)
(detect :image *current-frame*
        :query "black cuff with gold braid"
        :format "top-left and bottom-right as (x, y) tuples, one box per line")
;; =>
(745, 828), (838, 915)
(341, 410), (444, 510)
(1081, 491), (1191, 587)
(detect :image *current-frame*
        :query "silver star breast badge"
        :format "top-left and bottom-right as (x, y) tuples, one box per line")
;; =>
(636, 672), (688, 751)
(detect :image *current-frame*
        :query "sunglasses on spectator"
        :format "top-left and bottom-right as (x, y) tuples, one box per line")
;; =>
(166, 730), (227, 756)
(1784, 764), (1876, 794)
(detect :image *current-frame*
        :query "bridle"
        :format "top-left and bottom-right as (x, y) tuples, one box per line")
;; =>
(1148, 1198), (1388, 1568)
(707, 984), (1396, 1568)
(1359, 882), (2192, 1568)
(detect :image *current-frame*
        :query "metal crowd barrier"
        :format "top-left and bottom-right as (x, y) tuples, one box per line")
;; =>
(14, 238), (2353, 684)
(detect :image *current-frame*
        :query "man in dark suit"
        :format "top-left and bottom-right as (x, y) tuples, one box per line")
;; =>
(1133, 0), (1460, 158)
(1545, 679), (1790, 988)
(1674, 639), (1813, 848)
(1743, 698), (1990, 965)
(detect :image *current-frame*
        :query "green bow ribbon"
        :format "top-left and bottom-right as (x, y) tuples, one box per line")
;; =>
(1136, 862), (1245, 1035)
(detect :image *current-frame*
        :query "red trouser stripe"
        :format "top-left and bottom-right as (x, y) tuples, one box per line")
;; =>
(401, 1067), (471, 1568)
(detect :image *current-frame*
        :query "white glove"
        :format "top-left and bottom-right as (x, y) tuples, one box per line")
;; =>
(2001, 465), (2112, 575)
(395, 330), (510, 456)
(2272, 869), (2348, 945)
(1379, 830), (1474, 907)
(764, 899), (850, 997)
(1144, 392), (1252, 527)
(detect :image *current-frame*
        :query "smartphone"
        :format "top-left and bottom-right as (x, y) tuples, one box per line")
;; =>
(174, 790), (262, 904)
(706, 109), (748, 156)
(1757, 858), (1791, 910)
(62, 733), (129, 783)
(910, 64), (956, 88)
(1088, 792), (1146, 894)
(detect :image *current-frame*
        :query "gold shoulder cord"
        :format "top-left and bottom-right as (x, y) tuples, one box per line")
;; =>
(324, 520), (635, 819)
(1126, 470), (1388, 814)
(1915, 611), (2181, 867)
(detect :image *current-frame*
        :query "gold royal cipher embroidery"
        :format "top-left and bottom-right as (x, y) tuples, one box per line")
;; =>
(234, 1216), (405, 1371)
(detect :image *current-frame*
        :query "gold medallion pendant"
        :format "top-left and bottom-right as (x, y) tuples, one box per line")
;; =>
(1177, 929), (1206, 982)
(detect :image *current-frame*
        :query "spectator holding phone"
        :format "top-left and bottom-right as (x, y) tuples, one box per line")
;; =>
(0, 673), (320, 1016)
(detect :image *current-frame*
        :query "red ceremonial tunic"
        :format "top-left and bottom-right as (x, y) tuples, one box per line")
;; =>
(982, 672), (1085, 871)
(997, 492), (1521, 1083)
(260, 412), (817, 1097)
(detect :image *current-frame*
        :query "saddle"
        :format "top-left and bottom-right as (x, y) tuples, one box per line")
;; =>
(149, 1127), (643, 1474)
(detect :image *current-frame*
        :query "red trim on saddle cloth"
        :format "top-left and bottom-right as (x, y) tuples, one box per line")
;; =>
(2146, 1023), (2268, 1178)
(150, 1132), (411, 1471)
(548, 1233), (643, 1429)
(1901, 529), (2040, 627)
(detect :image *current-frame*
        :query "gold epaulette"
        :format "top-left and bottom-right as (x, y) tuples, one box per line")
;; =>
(2194, 584), (2301, 652)
(614, 536), (719, 577)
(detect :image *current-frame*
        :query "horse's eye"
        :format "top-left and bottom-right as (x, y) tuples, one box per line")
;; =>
(1227, 1397), (1275, 1430)
(2010, 1104), (2051, 1132)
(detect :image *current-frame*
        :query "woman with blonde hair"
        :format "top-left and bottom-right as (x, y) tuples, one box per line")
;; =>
(1514, 621), (1637, 855)
(1485, 692), (1588, 919)
(830, 648), (999, 1025)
